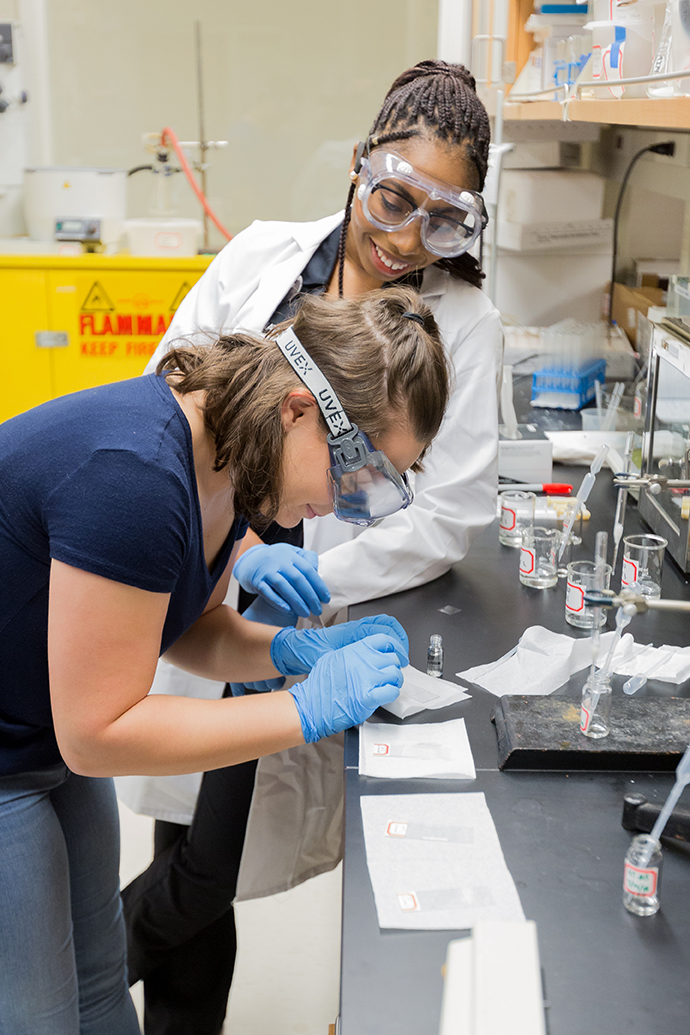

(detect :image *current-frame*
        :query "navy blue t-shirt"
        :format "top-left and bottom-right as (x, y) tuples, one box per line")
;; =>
(0, 374), (247, 775)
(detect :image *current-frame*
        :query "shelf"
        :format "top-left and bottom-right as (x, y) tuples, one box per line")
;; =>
(503, 95), (690, 129)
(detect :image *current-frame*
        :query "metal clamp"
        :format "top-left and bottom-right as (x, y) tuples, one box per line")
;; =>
(613, 474), (690, 493)
(583, 588), (690, 615)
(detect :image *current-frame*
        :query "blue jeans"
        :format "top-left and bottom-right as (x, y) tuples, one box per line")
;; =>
(0, 764), (141, 1035)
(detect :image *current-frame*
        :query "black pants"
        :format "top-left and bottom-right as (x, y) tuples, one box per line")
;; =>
(123, 759), (258, 1035)
(122, 520), (303, 1035)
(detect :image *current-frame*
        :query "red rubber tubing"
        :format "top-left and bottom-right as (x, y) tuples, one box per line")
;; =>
(161, 126), (232, 241)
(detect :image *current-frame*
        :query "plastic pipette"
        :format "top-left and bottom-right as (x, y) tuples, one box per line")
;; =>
(590, 530), (608, 664)
(598, 605), (634, 683)
(558, 444), (609, 562)
(611, 432), (635, 575)
(585, 531), (609, 711)
(602, 381), (624, 431)
(595, 379), (604, 421)
(623, 647), (675, 695)
(639, 742), (690, 863)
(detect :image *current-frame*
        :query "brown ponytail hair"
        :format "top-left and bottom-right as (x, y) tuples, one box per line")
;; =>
(158, 285), (450, 527)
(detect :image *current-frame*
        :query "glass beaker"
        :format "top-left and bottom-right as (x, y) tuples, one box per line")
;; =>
(519, 526), (559, 589)
(499, 491), (536, 548)
(566, 560), (611, 628)
(621, 534), (667, 598)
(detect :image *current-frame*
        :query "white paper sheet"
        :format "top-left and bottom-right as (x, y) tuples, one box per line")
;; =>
(360, 792), (525, 930)
(457, 627), (690, 697)
(359, 718), (476, 781)
(600, 637), (690, 684)
(383, 665), (471, 719)
(457, 625), (615, 697)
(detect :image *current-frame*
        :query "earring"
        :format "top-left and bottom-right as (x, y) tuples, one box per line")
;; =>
(349, 171), (357, 183)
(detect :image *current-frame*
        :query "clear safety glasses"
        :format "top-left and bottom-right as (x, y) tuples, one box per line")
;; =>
(273, 328), (414, 527)
(356, 147), (488, 258)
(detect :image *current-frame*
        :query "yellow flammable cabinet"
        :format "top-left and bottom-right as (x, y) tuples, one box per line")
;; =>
(0, 253), (214, 422)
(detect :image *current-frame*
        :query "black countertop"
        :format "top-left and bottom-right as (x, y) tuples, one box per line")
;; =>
(341, 467), (690, 1035)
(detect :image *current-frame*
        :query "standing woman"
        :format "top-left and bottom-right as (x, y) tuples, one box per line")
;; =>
(121, 60), (501, 1034)
(0, 287), (449, 1035)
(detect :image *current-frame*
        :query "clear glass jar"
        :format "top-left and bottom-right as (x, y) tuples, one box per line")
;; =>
(580, 670), (611, 739)
(623, 834), (662, 916)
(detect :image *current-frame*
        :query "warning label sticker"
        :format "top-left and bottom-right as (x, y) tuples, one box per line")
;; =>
(81, 281), (115, 312)
(75, 278), (196, 361)
(169, 282), (192, 311)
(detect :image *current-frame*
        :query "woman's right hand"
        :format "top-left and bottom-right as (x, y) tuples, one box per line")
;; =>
(288, 634), (404, 743)
(230, 597), (297, 696)
(232, 543), (330, 618)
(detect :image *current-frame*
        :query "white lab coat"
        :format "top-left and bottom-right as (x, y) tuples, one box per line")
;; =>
(116, 212), (502, 897)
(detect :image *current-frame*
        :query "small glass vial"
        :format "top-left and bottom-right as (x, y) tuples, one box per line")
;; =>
(580, 670), (611, 739)
(623, 834), (662, 916)
(426, 634), (444, 678)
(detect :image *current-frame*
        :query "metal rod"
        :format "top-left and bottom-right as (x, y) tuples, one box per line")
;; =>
(645, 599), (690, 612)
(488, 88), (504, 305)
(613, 476), (690, 488)
(195, 20), (209, 251)
(508, 67), (690, 101)
(487, 0), (495, 90)
(584, 592), (690, 613)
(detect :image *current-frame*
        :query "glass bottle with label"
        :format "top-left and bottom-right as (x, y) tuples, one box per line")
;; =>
(623, 834), (663, 916)
(580, 670), (611, 739)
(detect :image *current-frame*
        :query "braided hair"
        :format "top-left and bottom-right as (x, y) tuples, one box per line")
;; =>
(337, 60), (491, 295)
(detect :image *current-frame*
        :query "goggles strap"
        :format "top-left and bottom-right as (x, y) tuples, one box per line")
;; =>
(273, 328), (354, 440)
(328, 426), (370, 471)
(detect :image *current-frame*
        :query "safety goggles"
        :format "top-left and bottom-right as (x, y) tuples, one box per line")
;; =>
(273, 328), (414, 526)
(355, 146), (488, 258)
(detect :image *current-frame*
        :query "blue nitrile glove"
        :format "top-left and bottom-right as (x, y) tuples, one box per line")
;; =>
(230, 597), (298, 697)
(270, 614), (408, 677)
(232, 543), (331, 618)
(289, 634), (404, 743)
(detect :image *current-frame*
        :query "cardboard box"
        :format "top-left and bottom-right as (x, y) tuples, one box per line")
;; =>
(499, 169), (605, 224)
(610, 283), (665, 348)
(498, 218), (613, 252)
(502, 141), (582, 169)
(499, 426), (553, 483)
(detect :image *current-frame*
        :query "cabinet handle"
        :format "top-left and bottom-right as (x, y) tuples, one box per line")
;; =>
(35, 332), (69, 349)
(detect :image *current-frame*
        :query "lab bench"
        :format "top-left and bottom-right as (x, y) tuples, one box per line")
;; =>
(341, 466), (690, 1035)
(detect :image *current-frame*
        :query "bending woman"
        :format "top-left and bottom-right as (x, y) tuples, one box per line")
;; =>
(121, 59), (501, 1034)
(0, 285), (449, 1035)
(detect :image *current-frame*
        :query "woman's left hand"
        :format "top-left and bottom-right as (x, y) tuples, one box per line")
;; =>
(270, 614), (409, 677)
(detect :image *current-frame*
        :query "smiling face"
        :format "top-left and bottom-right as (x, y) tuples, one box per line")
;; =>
(273, 391), (424, 528)
(345, 134), (480, 290)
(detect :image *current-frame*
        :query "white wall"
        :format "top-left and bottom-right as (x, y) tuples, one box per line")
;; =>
(490, 120), (690, 326)
(595, 125), (690, 279)
(29, 0), (436, 249)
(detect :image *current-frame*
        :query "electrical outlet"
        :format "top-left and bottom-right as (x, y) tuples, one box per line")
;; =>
(649, 133), (688, 164)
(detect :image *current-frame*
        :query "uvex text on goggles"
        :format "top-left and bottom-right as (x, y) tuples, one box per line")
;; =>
(354, 144), (488, 258)
(273, 328), (414, 526)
